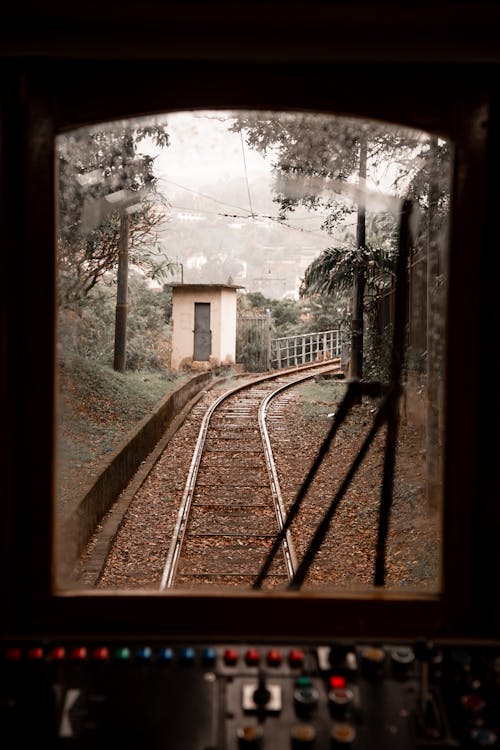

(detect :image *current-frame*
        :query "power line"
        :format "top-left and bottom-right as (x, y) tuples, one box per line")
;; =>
(170, 203), (333, 238)
(161, 177), (334, 236)
(240, 130), (255, 217)
(160, 178), (252, 216)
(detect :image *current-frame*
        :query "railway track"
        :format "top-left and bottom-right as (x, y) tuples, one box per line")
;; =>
(160, 359), (343, 590)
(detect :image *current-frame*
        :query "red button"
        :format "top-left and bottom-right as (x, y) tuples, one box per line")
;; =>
(460, 693), (486, 713)
(224, 648), (239, 666)
(70, 647), (87, 660)
(267, 649), (282, 666)
(245, 649), (260, 666)
(27, 647), (44, 660)
(92, 647), (110, 661)
(289, 649), (304, 667)
(50, 647), (66, 661)
(5, 647), (22, 661)
(330, 675), (347, 689)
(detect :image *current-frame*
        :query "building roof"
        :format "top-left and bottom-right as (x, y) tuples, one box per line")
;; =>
(169, 283), (244, 291)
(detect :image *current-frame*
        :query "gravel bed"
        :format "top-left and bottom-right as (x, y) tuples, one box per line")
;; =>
(83, 378), (440, 594)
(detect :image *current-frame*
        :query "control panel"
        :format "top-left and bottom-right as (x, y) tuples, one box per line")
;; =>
(1, 639), (499, 748)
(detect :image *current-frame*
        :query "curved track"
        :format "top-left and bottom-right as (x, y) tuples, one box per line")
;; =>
(160, 359), (342, 589)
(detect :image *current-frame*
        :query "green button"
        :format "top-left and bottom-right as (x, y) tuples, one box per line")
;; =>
(115, 647), (131, 660)
(295, 676), (312, 687)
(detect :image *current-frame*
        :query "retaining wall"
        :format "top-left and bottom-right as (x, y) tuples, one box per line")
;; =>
(58, 371), (213, 574)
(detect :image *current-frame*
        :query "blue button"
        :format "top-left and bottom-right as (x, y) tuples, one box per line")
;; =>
(202, 647), (217, 666)
(180, 647), (196, 664)
(158, 647), (174, 663)
(136, 646), (153, 661)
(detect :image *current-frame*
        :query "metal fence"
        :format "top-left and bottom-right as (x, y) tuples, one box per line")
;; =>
(271, 329), (341, 369)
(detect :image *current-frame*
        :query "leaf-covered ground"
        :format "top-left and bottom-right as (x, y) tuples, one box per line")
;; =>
(67, 367), (440, 594)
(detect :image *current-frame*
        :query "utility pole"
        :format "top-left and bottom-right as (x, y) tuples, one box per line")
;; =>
(113, 211), (130, 372)
(350, 131), (367, 383)
(265, 308), (272, 370)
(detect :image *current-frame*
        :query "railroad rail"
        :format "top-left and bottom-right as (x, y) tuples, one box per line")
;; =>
(160, 359), (343, 590)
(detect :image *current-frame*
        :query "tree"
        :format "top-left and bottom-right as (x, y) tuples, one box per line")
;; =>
(231, 112), (424, 376)
(61, 270), (172, 371)
(57, 121), (173, 308)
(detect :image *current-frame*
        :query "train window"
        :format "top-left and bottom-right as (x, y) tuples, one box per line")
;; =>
(54, 109), (451, 596)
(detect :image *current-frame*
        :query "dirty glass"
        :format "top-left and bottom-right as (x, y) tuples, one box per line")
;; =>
(54, 110), (451, 595)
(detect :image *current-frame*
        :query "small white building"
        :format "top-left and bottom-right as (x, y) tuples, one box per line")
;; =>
(170, 283), (240, 371)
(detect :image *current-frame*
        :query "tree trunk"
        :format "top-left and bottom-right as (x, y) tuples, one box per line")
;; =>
(113, 211), (129, 372)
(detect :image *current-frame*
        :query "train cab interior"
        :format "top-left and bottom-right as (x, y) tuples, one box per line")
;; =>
(1, 2), (499, 748)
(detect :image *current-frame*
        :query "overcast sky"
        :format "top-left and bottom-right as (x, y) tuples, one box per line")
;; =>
(143, 111), (337, 297)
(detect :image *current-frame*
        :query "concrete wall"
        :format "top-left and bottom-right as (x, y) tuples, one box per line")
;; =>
(219, 287), (237, 365)
(171, 286), (237, 371)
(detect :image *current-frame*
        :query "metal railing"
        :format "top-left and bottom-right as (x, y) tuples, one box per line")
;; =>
(271, 329), (341, 369)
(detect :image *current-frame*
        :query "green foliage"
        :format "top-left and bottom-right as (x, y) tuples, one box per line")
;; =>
(57, 120), (173, 308)
(58, 270), (172, 372)
(300, 238), (397, 300)
(238, 289), (346, 342)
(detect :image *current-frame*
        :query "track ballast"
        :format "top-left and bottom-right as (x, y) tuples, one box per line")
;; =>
(160, 359), (343, 590)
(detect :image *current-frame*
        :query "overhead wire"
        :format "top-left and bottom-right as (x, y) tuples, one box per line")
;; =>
(240, 130), (255, 217)
(161, 174), (338, 238)
(170, 203), (334, 238)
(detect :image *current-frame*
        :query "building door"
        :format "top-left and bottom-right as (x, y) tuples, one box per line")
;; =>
(193, 302), (211, 361)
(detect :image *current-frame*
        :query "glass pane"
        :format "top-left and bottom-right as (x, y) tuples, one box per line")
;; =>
(55, 110), (451, 594)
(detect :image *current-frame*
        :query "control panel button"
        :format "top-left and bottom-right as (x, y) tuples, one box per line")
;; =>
(180, 646), (196, 664)
(460, 693), (486, 714)
(27, 646), (44, 660)
(360, 646), (385, 676)
(328, 687), (355, 719)
(91, 647), (109, 661)
(202, 647), (217, 667)
(224, 648), (239, 666)
(237, 725), (264, 748)
(245, 648), (260, 666)
(114, 647), (131, 661)
(5, 647), (22, 661)
(70, 646), (87, 660)
(289, 648), (305, 668)
(49, 646), (66, 661)
(293, 684), (319, 719)
(290, 722), (316, 747)
(135, 646), (153, 661)
(390, 646), (415, 677)
(329, 675), (347, 690)
(158, 647), (174, 663)
(266, 649), (282, 667)
(331, 721), (356, 746)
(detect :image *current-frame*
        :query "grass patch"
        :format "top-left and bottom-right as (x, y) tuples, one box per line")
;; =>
(295, 376), (347, 420)
(58, 355), (186, 423)
(56, 355), (191, 509)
